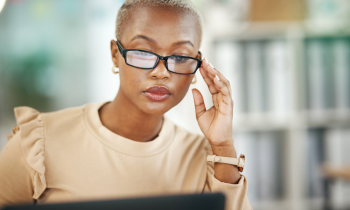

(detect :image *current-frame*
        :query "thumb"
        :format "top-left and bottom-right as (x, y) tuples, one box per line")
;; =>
(192, 88), (206, 119)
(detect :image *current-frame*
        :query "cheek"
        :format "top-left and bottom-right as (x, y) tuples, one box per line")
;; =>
(119, 67), (143, 96)
(173, 75), (193, 102)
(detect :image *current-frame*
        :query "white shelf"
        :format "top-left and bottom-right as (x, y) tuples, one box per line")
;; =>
(232, 112), (290, 132)
(210, 21), (300, 41)
(304, 109), (350, 128)
(251, 196), (324, 210)
(210, 21), (350, 41)
(231, 109), (350, 131)
(251, 199), (291, 210)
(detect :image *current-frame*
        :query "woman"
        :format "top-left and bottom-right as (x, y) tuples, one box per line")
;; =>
(0, 0), (251, 209)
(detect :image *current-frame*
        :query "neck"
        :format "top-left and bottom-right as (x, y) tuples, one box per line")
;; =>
(99, 90), (163, 142)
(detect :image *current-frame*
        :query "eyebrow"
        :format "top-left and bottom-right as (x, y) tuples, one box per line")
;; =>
(173, 40), (194, 48)
(130, 35), (194, 48)
(130, 35), (156, 43)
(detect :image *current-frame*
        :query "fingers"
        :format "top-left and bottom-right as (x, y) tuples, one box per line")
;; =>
(192, 88), (206, 119)
(213, 75), (230, 97)
(199, 67), (218, 95)
(200, 58), (232, 96)
(213, 94), (219, 110)
(197, 57), (233, 116)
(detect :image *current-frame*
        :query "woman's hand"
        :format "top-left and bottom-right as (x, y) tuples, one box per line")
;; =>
(192, 58), (241, 184)
(192, 58), (234, 148)
(192, 59), (241, 184)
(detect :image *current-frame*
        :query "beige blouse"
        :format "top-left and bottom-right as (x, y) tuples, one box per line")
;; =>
(0, 102), (252, 210)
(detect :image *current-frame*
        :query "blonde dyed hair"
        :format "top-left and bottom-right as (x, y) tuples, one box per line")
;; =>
(115, 0), (203, 45)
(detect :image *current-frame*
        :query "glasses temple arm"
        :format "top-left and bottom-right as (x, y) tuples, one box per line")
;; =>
(116, 40), (125, 56)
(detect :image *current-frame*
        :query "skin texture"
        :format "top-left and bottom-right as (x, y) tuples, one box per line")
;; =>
(100, 5), (241, 184)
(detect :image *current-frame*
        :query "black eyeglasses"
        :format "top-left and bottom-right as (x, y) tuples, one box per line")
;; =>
(116, 40), (202, 75)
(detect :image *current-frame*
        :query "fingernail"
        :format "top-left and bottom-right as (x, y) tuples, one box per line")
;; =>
(202, 57), (208, 66)
(215, 75), (220, 81)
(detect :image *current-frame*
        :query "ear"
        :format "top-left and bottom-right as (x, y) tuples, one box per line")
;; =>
(110, 40), (119, 68)
(197, 51), (202, 60)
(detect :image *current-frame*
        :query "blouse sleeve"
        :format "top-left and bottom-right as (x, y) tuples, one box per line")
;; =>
(203, 142), (252, 210)
(0, 107), (46, 208)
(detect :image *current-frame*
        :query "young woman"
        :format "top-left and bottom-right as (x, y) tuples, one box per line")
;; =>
(0, 0), (251, 209)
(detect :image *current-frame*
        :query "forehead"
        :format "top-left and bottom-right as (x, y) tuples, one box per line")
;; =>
(120, 5), (200, 49)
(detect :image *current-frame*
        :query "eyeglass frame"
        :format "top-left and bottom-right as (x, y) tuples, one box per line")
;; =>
(115, 40), (202, 75)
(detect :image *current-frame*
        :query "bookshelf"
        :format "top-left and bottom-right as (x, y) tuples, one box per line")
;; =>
(204, 21), (350, 210)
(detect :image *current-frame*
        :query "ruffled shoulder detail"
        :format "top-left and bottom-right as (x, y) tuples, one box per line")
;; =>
(13, 106), (46, 199)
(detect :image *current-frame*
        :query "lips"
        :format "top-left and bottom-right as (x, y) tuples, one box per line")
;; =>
(143, 86), (172, 101)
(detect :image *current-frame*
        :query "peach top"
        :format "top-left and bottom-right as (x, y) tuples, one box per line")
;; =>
(0, 102), (251, 210)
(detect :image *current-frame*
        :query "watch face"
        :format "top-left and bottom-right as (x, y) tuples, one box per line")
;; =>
(239, 153), (245, 172)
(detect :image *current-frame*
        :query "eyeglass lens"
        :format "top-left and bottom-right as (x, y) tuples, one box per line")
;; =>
(126, 51), (157, 68)
(126, 50), (198, 74)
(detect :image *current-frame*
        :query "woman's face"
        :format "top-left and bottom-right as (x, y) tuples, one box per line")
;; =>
(111, 5), (201, 115)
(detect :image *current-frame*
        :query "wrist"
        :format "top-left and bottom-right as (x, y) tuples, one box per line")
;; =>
(208, 138), (233, 147)
(210, 144), (237, 158)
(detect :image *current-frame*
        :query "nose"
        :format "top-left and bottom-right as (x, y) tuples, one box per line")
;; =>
(149, 59), (171, 80)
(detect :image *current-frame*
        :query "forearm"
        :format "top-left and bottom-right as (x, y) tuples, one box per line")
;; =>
(211, 143), (241, 184)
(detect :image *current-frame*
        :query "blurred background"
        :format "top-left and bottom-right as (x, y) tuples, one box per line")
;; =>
(1, 0), (350, 209)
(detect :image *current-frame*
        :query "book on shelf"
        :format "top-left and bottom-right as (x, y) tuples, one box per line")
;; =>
(214, 39), (291, 120)
(305, 37), (350, 115)
(245, 41), (267, 116)
(305, 39), (328, 112)
(332, 38), (350, 111)
(305, 129), (325, 198)
(215, 41), (244, 119)
(234, 131), (284, 202)
(264, 40), (289, 121)
(306, 0), (350, 30)
(257, 131), (283, 200)
(324, 128), (350, 208)
(234, 132), (259, 202)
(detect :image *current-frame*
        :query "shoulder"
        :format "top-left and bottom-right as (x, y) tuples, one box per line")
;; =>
(11, 102), (108, 149)
(12, 103), (88, 127)
(40, 104), (87, 129)
(41, 103), (87, 122)
(5, 102), (105, 199)
(9, 103), (91, 139)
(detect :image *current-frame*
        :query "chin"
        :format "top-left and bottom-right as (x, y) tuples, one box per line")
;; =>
(140, 102), (173, 115)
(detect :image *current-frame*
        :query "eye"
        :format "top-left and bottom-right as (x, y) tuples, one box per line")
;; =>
(172, 56), (189, 63)
(134, 51), (153, 57)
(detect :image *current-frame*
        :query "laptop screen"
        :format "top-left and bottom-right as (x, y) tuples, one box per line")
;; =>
(2, 193), (225, 210)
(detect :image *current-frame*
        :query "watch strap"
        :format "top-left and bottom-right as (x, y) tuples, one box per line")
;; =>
(207, 155), (245, 168)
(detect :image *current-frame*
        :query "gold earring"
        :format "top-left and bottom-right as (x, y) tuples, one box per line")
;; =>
(112, 64), (119, 74)
(191, 75), (197, 84)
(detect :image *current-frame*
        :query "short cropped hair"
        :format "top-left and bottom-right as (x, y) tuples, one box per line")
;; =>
(115, 0), (203, 45)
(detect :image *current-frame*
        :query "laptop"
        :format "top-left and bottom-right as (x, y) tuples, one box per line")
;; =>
(2, 193), (225, 210)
